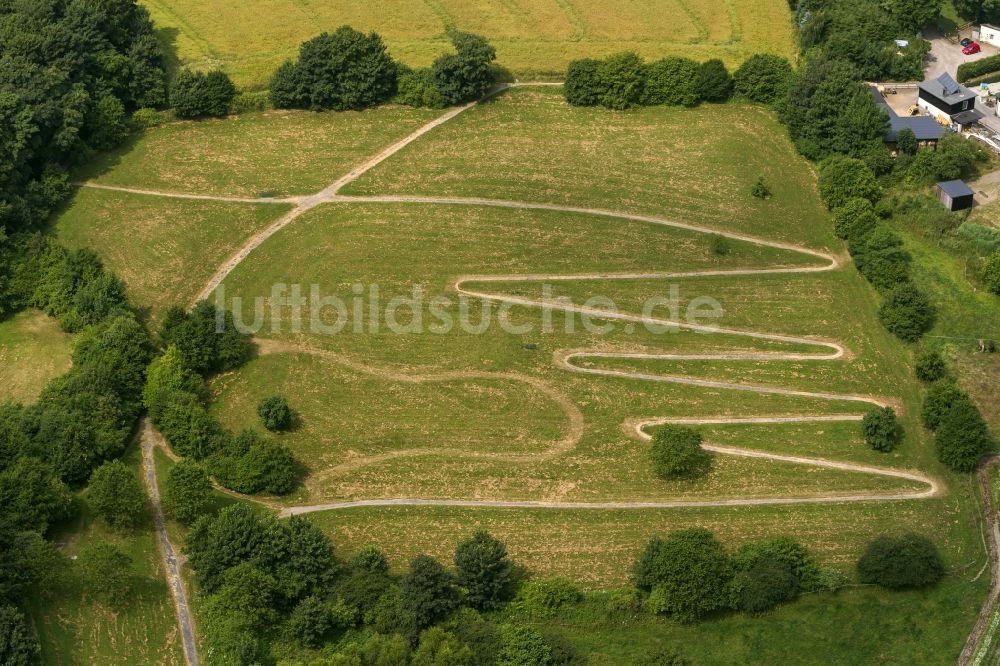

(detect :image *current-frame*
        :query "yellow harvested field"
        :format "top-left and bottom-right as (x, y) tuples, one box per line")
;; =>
(141, 0), (797, 88)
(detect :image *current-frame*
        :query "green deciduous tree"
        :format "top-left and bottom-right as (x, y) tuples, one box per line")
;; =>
(849, 227), (912, 292)
(695, 59), (733, 102)
(733, 54), (793, 104)
(455, 530), (513, 610)
(857, 533), (944, 588)
(87, 460), (146, 529)
(633, 528), (732, 621)
(0, 604), (41, 666)
(402, 555), (459, 629)
(896, 127), (918, 156)
(412, 627), (475, 666)
(649, 425), (710, 479)
(915, 349), (947, 382)
(430, 31), (497, 106)
(596, 52), (645, 110)
(878, 283), (935, 342)
(833, 198), (879, 241)
(80, 541), (134, 605)
(818, 155), (881, 210)
(171, 70), (237, 118)
(0, 456), (72, 534)
(564, 59), (602, 106)
(497, 624), (552, 666)
(258, 394), (292, 431)
(162, 460), (212, 524)
(862, 406), (901, 452)
(922, 380), (972, 430)
(641, 57), (700, 107)
(292, 27), (398, 111)
(984, 252), (1000, 295)
(935, 399), (995, 472)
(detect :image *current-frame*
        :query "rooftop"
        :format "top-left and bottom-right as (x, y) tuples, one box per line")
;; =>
(919, 73), (978, 105)
(952, 108), (985, 125)
(937, 179), (975, 198)
(887, 116), (946, 141)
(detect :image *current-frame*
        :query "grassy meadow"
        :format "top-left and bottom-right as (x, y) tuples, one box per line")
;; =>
(0, 310), (73, 404)
(54, 188), (292, 321)
(141, 0), (797, 88)
(80, 106), (441, 198)
(344, 87), (835, 249)
(30, 445), (183, 666)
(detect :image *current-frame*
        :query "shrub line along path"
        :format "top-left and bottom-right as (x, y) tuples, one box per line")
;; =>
(102, 83), (952, 664)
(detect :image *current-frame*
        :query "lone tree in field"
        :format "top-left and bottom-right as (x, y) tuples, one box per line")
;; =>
(750, 176), (771, 199)
(162, 460), (213, 524)
(454, 530), (513, 610)
(171, 69), (236, 118)
(88, 460), (146, 529)
(862, 406), (901, 452)
(258, 395), (292, 432)
(402, 555), (459, 629)
(633, 528), (732, 621)
(649, 425), (710, 479)
(934, 399), (994, 472)
(857, 533), (944, 589)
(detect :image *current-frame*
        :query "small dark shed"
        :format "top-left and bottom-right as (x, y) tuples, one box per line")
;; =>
(937, 180), (975, 211)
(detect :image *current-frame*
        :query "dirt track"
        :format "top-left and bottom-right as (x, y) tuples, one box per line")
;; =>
(102, 83), (969, 664)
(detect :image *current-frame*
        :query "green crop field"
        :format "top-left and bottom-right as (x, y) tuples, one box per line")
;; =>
(0, 310), (73, 405)
(141, 0), (797, 89)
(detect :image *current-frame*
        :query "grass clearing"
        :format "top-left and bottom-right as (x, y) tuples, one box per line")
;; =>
(80, 106), (442, 198)
(30, 445), (183, 666)
(0, 310), (73, 404)
(141, 0), (796, 89)
(53, 187), (291, 321)
(344, 88), (834, 248)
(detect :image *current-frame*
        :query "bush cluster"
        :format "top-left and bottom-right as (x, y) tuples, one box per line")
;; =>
(921, 380), (995, 472)
(144, 304), (299, 495)
(270, 27), (496, 112)
(564, 53), (749, 109)
(632, 529), (830, 621)
(957, 54), (1000, 83)
(185, 509), (573, 664)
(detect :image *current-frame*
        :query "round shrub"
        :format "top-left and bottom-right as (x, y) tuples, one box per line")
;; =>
(269, 60), (304, 108)
(921, 380), (971, 430)
(935, 399), (994, 472)
(596, 51), (645, 109)
(641, 57), (699, 107)
(849, 227), (912, 292)
(257, 395), (292, 431)
(915, 349), (947, 382)
(564, 58), (602, 106)
(862, 406), (901, 452)
(732, 54), (793, 104)
(856, 533), (944, 589)
(833, 198), (878, 241)
(514, 578), (582, 617)
(290, 27), (397, 111)
(172, 69), (236, 118)
(649, 425), (710, 479)
(878, 283), (935, 342)
(430, 31), (496, 106)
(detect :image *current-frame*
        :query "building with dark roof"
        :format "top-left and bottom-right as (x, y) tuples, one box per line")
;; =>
(937, 179), (975, 211)
(870, 87), (946, 150)
(918, 73), (979, 121)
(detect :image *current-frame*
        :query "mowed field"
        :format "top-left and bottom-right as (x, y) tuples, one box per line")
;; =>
(0, 310), (73, 404)
(141, 0), (797, 88)
(56, 80), (995, 662)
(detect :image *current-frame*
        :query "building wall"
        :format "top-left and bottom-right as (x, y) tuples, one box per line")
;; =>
(918, 97), (952, 122)
(982, 24), (1000, 48)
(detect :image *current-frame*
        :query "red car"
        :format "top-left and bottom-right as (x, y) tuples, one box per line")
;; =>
(963, 42), (981, 55)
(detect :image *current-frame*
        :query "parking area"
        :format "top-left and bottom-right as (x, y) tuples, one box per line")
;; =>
(924, 26), (1000, 81)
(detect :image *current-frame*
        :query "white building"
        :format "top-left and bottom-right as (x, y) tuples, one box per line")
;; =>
(979, 24), (1000, 48)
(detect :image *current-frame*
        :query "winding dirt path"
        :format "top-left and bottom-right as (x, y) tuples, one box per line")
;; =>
(959, 457), (1000, 666)
(139, 419), (199, 666)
